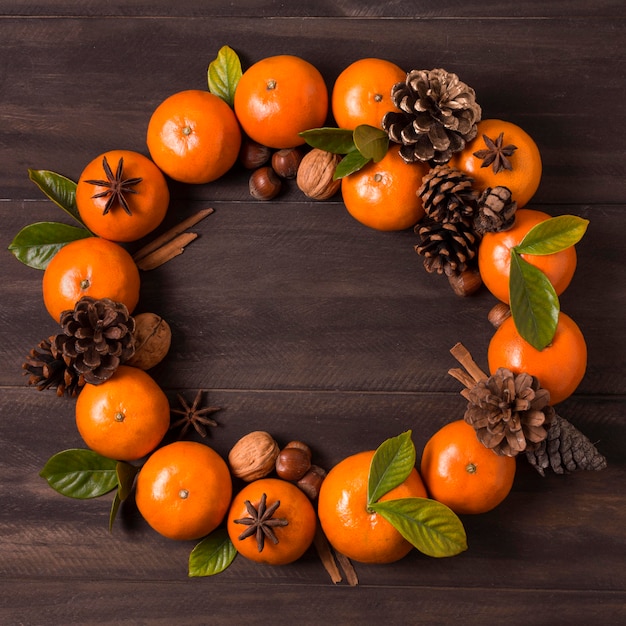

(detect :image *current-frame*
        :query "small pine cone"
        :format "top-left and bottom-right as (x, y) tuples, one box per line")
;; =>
(464, 367), (555, 457)
(525, 414), (608, 476)
(382, 68), (481, 165)
(54, 296), (135, 385)
(414, 218), (480, 276)
(22, 336), (84, 397)
(418, 165), (478, 224)
(473, 186), (517, 234)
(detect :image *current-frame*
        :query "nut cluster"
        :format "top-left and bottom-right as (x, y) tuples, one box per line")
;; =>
(228, 431), (326, 499)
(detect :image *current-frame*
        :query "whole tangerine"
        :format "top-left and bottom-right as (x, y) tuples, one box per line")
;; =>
(331, 58), (406, 130)
(478, 208), (577, 304)
(234, 55), (329, 149)
(227, 477), (317, 566)
(42, 237), (140, 323)
(75, 149), (169, 243)
(135, 440), (233, 541)
(147, 89), (242, 184)
(317, 450), (428, 564)
(75, 365), (170, 462)
(488, 311), (587, 405)
(420, 420), (517, 515)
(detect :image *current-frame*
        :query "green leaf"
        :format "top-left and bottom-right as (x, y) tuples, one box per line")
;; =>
(367, 430), (416, 507)
(299, 127), (356, 154)
(40, 449), (119, 499)
(353, 125), (389, 163)
(8, 222), (92, 269)
(509, 250), (560, 350)
(208, 45), (242, 107)
(108, 462), (138, 532)
(371, 497), (468, 558)
(189, 529), (237, 577)
(109, 491), (122, 532)
(515, 215), (589, 256)
(28, 169), (83, 226)
(333, 150), (370, 179)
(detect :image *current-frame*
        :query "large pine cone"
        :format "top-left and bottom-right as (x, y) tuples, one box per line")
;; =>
(464, 367), (555, 457)
(22, 336), (84, 397)
(414, 218), (480, 276)
(418, 165), (478, 224)
(382, 68), (481, 165)
(53, 296), (135, 385)
(525, 414), (608, 476)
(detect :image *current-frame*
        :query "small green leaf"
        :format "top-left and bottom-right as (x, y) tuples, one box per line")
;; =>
(28, 169), (83, 226)
(367, 431), (415, 506)
(353, 125), (389, 163)
(515, 215), (589, 256)
(109, 491), (122, 532)
(40, 449), (119, 499)
(116, 462), (139, 502)
(299, 127), (356, 154)
(333, 150), (370, 179)
(371, 497), (468, 558)
(208, 45), (242, 107)
(509, 250), (560, 350)
(189, 529), (237, 577)
(8, 222), (92, 269)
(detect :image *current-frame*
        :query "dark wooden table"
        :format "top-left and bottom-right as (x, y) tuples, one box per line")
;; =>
(1, 3), (625, 624)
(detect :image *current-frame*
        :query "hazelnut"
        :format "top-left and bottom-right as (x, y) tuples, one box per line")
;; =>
(271, 148), (303, 179)
(297, 465), (326, 500)
(239, 138), (271, 169)
(275, 443), (312, 482)
(249, 166), (282, 200)
(296, 148), (342, 200)
(488, 302), (512, 328)
(228, 431), (280, 482)
(124, 312), (171, 370)
(447, 267), (483, 297)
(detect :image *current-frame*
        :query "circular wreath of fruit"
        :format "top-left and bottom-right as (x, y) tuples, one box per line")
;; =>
(10, 46), (607, 583)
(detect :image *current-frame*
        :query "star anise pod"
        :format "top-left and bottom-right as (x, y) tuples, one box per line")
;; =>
(85, 155), (142, 215)
(169, 390), (220, 438)
(473, 132), (517, 174)
(234, 492), (289, 552)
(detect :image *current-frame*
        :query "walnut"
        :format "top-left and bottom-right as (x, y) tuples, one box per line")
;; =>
(228, 431), (280, 482)
(124, 312), (171, 370)
(296, 148), (342, 200)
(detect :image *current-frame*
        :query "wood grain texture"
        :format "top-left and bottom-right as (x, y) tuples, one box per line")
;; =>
(1, 3), (625, 625)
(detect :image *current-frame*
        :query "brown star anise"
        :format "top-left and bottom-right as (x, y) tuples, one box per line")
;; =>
(169, 390), (220, 438)
(473, 132), (517, 174)
(85, 155), (142, 215)
(234, 493), (289, 552)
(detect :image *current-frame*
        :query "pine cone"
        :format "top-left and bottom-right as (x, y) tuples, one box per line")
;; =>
(473, 186), (517, 234)
(54, 296), (135, 385)
(464, 367), (555, 457)
(414, 218), (480, 276)
(525, 414), (608, 476)
(382, 68), (481, 165)
(22, 336), (84, 397)
(418, 165), (478, 224)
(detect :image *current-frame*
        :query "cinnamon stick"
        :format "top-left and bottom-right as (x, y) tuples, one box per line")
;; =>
(449, 342), (488, 386)
(133, 208), (214, 263)
(313, 524), (342, 584)
(135, 232), (198, 271)
(334, 550), (359, 587)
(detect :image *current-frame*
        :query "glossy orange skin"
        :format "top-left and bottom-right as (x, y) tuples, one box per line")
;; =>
(75, 149), (169, 243)
(317, 450), (428, 564)
(136, 441), (233, 541)
(420, 420), (517, 515)
(147, 89), (242, 184)
(488, 312), (587, 405)
(450, 118), (542, 208)
(227, 478), (317, 565)
(478, 208), (577, 304)
(331, 58), (406, 130)
(341, 147), (429, 231)
(75, 365), (169, 462)
(234, 55), (329, 149)
(42, 237), (140, 322)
